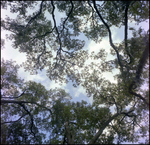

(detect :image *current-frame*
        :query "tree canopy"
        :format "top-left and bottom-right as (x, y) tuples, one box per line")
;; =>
(1, 1), (149, 144)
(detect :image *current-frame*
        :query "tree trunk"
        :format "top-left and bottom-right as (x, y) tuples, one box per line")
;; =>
(89, 113), (120, 144)
(65, 122), (74, 144)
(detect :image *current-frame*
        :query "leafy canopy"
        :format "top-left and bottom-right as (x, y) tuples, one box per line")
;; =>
(1, 1), (149, 144)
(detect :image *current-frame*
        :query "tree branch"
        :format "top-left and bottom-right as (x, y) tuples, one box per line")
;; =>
(60, 0), (74, 33)
(129, 41), (149, 107)
(93, 0), (123, 73)
(37, 38), (47, 70)
(124, 4), (132, 64)
(1, 100), (53, 114)
(1, 88), (29, 99)
(1, 113), (28, 124)
(31, 27), (55, 42)
(89, 112), (120, 144)
(89, 109), (135, 144)
(19, 103), (35, 137)
(26, 1), (44, 28)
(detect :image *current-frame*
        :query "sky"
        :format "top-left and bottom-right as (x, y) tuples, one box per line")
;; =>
(1, 1), (149, 144)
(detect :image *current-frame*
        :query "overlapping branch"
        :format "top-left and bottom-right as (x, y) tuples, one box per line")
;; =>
(51, 0), (76, 69)
(19, 103), (35, 136)
(93, 0), (149, 108)
(1, 98), (53, 139)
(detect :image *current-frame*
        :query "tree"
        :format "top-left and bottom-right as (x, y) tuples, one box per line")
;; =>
(1, 1), (149, 144)
(1, 60), (149, 144)
(1, 59), (149, 144)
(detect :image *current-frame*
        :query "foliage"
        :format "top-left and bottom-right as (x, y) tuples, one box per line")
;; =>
(1, 0), (149, 144)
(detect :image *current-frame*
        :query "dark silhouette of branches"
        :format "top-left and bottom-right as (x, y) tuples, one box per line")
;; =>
(1, 88), (29, 99)
(129, 41), (149, 107)
(1, 113), (28, 125)
(124, 1), (132, 64)
(1, 100), (52, 114)
(93, 0), (123, 73)
(26, 1), (44, 28)
(89, 109), (135, 144)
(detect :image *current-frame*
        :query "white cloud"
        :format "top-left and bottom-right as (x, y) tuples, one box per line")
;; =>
(102, 72), (118, 84)
(72, 85), (86, 98)
(48, 80), (67, 90)
(1, 31), (27, 65)
(88, 38), (111, 54)
(88, 96), (93, 105)
(18, 67), (67, 92)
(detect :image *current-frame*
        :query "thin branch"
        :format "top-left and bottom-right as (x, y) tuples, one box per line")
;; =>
(37, 38), (46, 70)
(68, 121), (77, 125)
(93, 0), (123, 73)
(1, 113), (28, 124)
(19, 103), (35, 137)
(26, 1), (44, 28)
(1, 100), (53, 114)
(88, 0), (96, 28)
(51, 1), (63, 69)
(88, 0), (95, 12)
(110, 95), (119, 113)
(1, 88), (29, 99)
(120, 115), (126, 123)
(121, 109), (135, 117)
(61, 49), (74, 57)
(128, 91), (149, 107)
(60, 0), (74, 33)
(31, 27), (55, 42)
(51, 1), (76, 69)
(51, 0), (61, 49)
